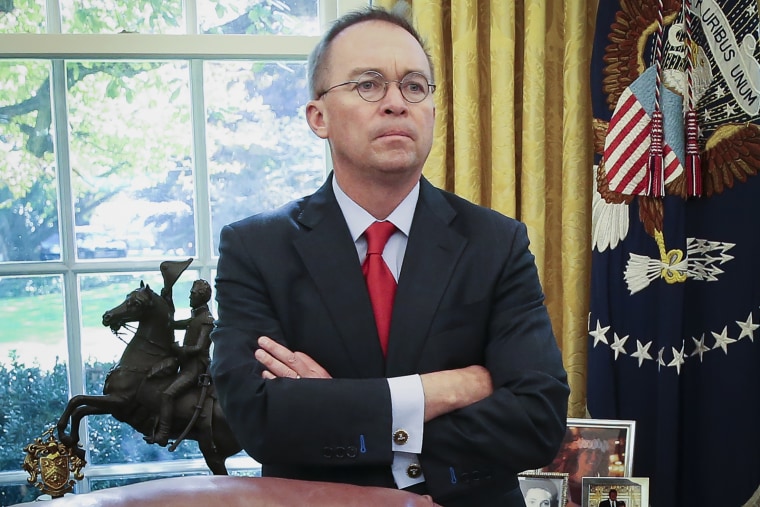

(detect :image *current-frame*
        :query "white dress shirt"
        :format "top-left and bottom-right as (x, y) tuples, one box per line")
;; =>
(332, 177), (426, 489)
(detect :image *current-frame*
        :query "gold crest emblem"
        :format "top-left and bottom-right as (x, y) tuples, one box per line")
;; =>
(22, 427), (86, 498)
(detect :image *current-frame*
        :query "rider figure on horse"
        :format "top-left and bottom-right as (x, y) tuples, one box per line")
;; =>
(147, 278), (214, 447)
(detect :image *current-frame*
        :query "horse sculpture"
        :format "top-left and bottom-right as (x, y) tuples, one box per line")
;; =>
(56, 281), (241, 475)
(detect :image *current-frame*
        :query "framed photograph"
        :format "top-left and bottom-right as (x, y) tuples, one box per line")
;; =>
(519, 471), (569, 507)
(539, 418), (636, 507)
(581, 477), (649, 507)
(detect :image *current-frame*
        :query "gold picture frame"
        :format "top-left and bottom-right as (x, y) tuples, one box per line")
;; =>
(581, 477), (649, 507)
(519, 471), (569, 507)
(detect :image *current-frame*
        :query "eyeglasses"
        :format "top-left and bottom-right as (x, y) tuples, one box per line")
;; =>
(318, 71), (436, 103)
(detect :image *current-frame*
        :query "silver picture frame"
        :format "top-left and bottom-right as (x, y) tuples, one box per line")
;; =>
(519, 471), (569, 507)
(539, 418), (636, 507)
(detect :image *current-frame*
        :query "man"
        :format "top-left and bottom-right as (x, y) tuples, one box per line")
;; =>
(210, 7), (569, 507)
(599, 489), (619, 507)
(148, 279), (213, 446)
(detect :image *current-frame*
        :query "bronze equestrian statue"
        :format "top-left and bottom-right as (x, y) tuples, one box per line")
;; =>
(56, 261), (241, 475)
(147, 278), (214, 447)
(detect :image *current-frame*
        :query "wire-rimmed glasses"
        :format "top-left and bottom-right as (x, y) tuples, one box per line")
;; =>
(318, 71), (436, 103)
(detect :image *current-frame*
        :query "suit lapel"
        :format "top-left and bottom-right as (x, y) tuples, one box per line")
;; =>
(293, 177), (386, 377)
(385, 179), (467, 376)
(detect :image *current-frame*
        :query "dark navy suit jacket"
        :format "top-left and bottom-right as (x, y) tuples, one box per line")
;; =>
(210, 175), (569, 507)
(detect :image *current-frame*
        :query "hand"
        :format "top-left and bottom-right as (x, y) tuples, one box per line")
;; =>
(254, 336), (332, 380)
(420, 365), (493, 421)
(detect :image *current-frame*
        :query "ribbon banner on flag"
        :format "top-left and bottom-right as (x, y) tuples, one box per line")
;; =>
(588, 1), (760, 506)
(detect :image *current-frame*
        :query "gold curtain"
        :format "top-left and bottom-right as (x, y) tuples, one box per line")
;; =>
(376, 0), (597, 417)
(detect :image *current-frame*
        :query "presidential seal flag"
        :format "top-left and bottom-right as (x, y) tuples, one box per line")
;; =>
(588, 1), (760, 506)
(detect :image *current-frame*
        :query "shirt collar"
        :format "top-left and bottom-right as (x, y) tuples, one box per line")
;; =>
(332, 175), (419, 241)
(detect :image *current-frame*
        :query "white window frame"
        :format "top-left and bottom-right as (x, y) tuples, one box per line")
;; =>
(0, 0), (368, 494)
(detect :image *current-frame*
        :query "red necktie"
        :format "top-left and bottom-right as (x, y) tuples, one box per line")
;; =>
(362, 221), (397, 356)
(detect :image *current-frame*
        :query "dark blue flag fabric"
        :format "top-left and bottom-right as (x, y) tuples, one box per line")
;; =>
(588, 1), (760, 507)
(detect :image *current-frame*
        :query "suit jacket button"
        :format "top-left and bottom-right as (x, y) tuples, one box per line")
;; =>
(346, 446), (357, 458)
(322, 446), (332, 458)
(393, 429), (409, 445)
(406, 464), (422, 479)
(334, 446), (345, 458)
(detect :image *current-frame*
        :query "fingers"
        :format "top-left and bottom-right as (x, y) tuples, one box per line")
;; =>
(255, 336), (332, 379)
(295, 352), (332, 379)
(255, 338), (299, 379)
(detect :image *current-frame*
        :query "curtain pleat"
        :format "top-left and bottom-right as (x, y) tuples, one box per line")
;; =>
(374, 0), (596, 418)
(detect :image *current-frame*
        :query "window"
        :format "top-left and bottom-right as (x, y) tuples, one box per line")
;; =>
(0, 1), (366, 503)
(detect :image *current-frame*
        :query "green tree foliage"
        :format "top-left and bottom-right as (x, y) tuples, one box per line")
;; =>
(0, 2), (320, 499)
(0, 0), (322, 262)
(0, 354), (69, 471)
(0, 354), (69, 504)
(0, 354), (203, 505)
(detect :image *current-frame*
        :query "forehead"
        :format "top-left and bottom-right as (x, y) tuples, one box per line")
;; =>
(326, 20), (430, 78)
(525, 488), (551, 499)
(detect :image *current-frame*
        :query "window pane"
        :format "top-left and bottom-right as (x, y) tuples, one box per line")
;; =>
(0, 61), (59, 262)
(66, 61), (194, 259)
(0, 276), (69, 482)
(0, 2), (46, 34)
(198, 0), (319, 35)
(0, 275), (67, 368)
(205, 61), (324, 254)
(60, 0), (185, 34)
(80, 271), (203, 464)
(0, 483), (45, 505)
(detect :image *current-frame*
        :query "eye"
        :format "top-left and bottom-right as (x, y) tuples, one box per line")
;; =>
(405, 82), (423, 93)
(357, 78), (381, 91)
(401, 74), (429, 95)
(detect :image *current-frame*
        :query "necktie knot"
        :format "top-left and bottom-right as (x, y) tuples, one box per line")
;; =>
(364, 221), (396, 256)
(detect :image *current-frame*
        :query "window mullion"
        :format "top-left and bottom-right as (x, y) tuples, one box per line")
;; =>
(189, 59), (213, 277)
(185, 0), (199, 35)
(45, 0), (62, 34)
(50, 55), (92, 492)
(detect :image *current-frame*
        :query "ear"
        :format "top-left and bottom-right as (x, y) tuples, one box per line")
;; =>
(305, 99), (329, 140)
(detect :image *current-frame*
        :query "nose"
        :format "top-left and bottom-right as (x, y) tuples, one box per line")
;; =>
(380, 82), (408, 115)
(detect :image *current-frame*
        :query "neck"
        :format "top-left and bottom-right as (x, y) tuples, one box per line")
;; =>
(333, 170), (419, 220)
(191, 304), (209, 316)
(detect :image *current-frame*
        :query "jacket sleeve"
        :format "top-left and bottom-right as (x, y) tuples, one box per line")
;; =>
(210, 222), (394, 467)
(419, 221), (569, 496)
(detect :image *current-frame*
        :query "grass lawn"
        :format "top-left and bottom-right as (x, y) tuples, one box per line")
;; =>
(1, 280), (155, 345)
(2, 276), (196, 346)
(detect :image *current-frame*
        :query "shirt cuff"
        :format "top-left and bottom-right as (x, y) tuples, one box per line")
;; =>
(387, 374), (424, 454)
(391, 451), (426, 489)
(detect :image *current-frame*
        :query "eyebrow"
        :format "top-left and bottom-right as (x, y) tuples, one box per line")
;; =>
(346, 67), (431, 80)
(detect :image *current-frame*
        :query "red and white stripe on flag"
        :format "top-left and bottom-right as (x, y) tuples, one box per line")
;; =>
(603, 87), (682, 195)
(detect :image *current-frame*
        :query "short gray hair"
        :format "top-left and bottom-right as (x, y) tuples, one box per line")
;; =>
(306, 5), (434, 99)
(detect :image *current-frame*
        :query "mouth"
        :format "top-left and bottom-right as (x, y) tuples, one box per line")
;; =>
(377, 130), (414, 141)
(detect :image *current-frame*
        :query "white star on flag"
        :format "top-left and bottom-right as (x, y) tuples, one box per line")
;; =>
(736, 313), (759, 342)
(691, 334), (710, 362)
(712, 326), (737, 354)
(631, 340), (654, 367)
(668, 343), (686, 375)
(657, 347), (666, 371)
(610, 332), (629, 360)
(590, 320), (611, 347)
